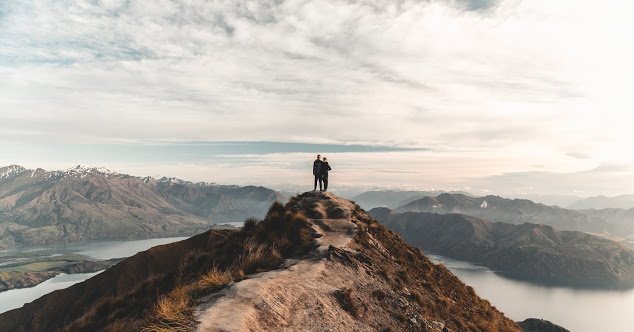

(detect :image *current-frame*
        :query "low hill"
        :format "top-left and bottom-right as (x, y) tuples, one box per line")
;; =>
(352, 190), (444, 210)
(371, 208), (634, 288)
(0, 192), (522, 331)
(351, 190), (472, 210)
(0, 165), (282, 247)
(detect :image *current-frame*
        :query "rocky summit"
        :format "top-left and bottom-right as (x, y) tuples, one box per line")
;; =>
(0, 192), (522, 331)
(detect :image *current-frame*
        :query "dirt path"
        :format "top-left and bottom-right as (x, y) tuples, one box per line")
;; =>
(194, 193), (358, 332)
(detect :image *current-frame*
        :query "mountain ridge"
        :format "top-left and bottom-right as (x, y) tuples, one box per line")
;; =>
(371, 208), (634, 288)
(395, 193), (613, 234)
(0, 165), (282, 247)
(351, 190), (473, 210)
(0, 192), (523, 331)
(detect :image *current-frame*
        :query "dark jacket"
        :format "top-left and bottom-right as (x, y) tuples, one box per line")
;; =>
(313, 159), (323, 176)
(321, 162), (331, 176)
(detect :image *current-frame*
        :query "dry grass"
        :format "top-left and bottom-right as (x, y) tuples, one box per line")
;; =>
(238, 239), (283, 275)
(141, 200), (317, 331)
(199, 266), (233, 289)
(142, 285), (196, 332)
(144, 264), (240, 332)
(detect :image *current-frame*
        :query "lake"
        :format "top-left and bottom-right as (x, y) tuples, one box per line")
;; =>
(429, 254), (634, 332)
(0, 237), (188, 314)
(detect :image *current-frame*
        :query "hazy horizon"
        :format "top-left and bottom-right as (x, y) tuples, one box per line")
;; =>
(2, 0), (634, 197)
(3, 161), (632, 207)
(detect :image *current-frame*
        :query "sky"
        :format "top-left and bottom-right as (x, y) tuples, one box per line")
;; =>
(1, 0), (634, 198)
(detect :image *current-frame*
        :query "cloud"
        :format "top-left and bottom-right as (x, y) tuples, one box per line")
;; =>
(567, 152), (593, 160)
(1, 0), (633, 194)
(471, 162), (634, 196)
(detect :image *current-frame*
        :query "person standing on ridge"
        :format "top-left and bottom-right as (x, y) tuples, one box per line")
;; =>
(313, 154), (323, 191)
(321, 157), (332, 191)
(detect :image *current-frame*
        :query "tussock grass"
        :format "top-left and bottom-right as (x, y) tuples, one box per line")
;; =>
(199, 266), (233, 289)
(238, 239), (283, 275)
(144, 266), (237, 332)
(142, 286), (195, 332)
(142, 200), (317, 331)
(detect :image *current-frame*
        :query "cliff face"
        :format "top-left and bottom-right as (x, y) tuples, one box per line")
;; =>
(371, 208), (634, 288)
(0, 192), (520, 331)
(0, 165), (281, 247)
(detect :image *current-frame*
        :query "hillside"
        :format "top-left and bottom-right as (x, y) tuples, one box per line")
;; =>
(395, 193), (613, 234)
(0, 192), (522, 332)
(0, 165), (281, 247)
(371, 208), (634, 288)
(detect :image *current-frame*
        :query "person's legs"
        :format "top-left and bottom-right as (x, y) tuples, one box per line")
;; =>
(318, 175), (323, 191)
(314, 175), (318, 190)
(323, 174), (328, 191)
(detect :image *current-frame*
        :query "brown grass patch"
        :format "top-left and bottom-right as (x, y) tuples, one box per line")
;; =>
(199, 266), (233, 290)
(142, 285), (195, 332)
(141, 200), (317, 331)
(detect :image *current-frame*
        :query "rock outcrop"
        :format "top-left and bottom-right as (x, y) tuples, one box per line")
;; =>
(518, 318), (570, 332)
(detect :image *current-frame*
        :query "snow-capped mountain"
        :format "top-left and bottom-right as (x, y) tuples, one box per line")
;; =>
(0, 165), (283, 247)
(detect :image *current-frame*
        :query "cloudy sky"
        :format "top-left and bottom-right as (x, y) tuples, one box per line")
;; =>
(1, 0), (633, 198)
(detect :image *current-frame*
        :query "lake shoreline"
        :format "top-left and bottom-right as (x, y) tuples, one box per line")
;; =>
(0, 236), (189, 314)
(0, 258), (122, 293)
(429, 253), (634, 332)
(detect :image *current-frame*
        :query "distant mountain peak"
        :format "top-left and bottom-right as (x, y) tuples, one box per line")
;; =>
(157, 176), (189, 185)
(62, 165), (118, 176)
(0, 165), (27, 179)
(1, 164), (123, 181)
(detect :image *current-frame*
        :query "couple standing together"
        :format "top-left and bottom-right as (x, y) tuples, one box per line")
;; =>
(312, 154), (332, 191)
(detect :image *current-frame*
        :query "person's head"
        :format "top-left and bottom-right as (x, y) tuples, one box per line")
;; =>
(323, 157), (328, 162)
(316, 154), (321, 160)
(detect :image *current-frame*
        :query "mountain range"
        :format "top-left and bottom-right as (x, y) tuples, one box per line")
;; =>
(353, 191), (634, 241)
(0, 165), (282, 247)
(390, 193), (634, 240)
(351, 190), (472, 210)
(370, 208), (634, 288)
